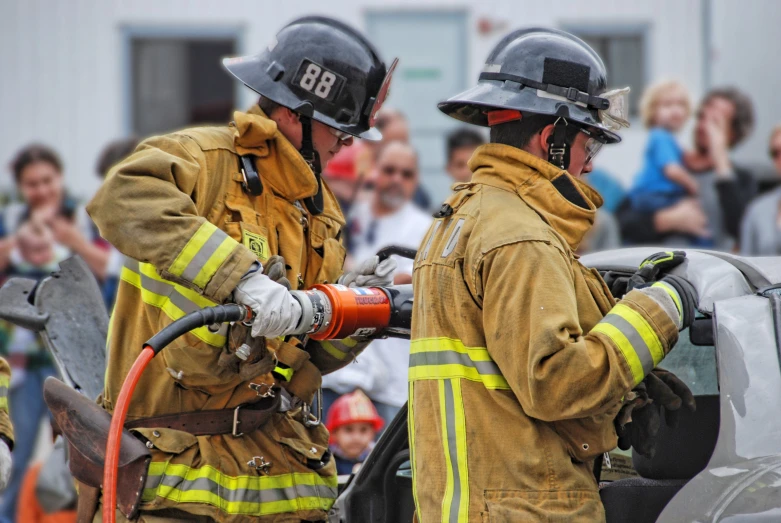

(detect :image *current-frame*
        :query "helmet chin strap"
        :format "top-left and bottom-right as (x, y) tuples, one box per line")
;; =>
(299, 114), (325, 216)
(547, 117), (571, 171)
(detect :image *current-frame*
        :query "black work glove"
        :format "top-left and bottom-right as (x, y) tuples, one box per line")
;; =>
(616, 387), (661, 459)
(627, 251), (687, 293)
(656, 274), (699, 330)
(263, 255), (292, 290)
(644, 368), (697, 427)
(615, 369), (697, 458)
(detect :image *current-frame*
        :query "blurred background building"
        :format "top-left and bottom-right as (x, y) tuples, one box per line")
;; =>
(2, 0), (780, 205)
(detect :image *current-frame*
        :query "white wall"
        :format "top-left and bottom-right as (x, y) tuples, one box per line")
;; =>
(711, 0), (781, 172)
(3, 0), (774, 203)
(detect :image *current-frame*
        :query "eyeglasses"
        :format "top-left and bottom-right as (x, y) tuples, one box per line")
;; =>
(577, 126), (607, 164)
(327, 126), (352, 143)
(380, 164), (416, 180)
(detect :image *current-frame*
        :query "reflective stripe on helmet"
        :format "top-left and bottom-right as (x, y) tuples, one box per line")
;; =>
(121, 259), (228, 347)
(591, 303), (665, 386)
(168, 221), (239, 289)
(142, 462), (337, 516)
(408, 337), (510, 390)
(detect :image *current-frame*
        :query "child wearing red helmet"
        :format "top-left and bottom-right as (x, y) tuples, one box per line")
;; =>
(326, 390), (384, 475)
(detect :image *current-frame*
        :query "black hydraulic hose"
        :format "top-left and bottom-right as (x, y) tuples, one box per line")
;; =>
(144, 303), (251, 355)
(376, 245), (418, 262)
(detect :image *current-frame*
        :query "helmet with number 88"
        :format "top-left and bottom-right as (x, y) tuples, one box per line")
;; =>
(223, 16), (397, 141)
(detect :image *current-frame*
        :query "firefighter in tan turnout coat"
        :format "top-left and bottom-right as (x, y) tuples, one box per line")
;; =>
(408, 28), (699, 522)
(88, 17), (397, 522)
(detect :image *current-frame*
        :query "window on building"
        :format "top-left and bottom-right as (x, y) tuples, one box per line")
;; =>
(565, 27), (647, 118)
(131, 37), (236, 136)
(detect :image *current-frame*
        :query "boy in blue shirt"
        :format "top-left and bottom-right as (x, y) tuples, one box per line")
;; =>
(628, 80), (710, 244)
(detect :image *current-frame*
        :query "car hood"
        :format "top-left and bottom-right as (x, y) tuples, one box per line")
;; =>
(580, 248), (778, 313)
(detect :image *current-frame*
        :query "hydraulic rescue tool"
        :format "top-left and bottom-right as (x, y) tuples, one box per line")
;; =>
(102, 247), (414, 522)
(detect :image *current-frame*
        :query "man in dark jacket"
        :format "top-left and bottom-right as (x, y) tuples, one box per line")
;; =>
(618, 87), (756, 249)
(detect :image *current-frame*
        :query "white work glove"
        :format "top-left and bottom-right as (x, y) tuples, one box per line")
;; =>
(233, 265), (302, 338)
(0, 439), (12, 491)
(338, 256), (397, 287)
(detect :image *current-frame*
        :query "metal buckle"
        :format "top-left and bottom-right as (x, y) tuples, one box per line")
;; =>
(232, 405), (244, 437)
(566, 87), (580, 102)
(248, 382), (276, 398)
(302, 389), (323, 428)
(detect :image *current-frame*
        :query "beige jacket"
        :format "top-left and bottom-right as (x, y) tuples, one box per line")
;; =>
(88, 106), (364, 522)
(409, 144), (679, 522)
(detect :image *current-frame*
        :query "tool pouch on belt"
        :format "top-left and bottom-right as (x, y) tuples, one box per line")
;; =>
(42, 377), (150, 519)
(272, 338), (322, 405)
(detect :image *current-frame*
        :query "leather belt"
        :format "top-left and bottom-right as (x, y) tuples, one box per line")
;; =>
(124, 392), (281, 437)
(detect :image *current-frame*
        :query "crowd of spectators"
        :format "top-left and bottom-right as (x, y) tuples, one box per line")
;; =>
(1, 83), (780, 512)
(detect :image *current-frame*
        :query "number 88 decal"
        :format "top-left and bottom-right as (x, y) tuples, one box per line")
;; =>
(299, 63), (337, 99)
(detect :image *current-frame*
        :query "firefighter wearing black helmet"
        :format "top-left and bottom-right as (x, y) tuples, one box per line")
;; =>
(86, 17), (397, 522)
(408, 28), (697, 521)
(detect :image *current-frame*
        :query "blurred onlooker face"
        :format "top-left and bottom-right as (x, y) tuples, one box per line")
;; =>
(694, 96), (736, 151)
(373, 141), (418, 212)
(446, 128), (484, 184)
(18, 161), (63, 211)
(447, 147), (476, 183)
(331, 422), (376, 460)
(652, 86), (690, 132)
(16, 220), (54, 266)
(380, 117), (409, 144)
(640, 80), (691, 132)
(769, 128), (781, 175)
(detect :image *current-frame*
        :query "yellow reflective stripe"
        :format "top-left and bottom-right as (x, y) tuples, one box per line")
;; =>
(640, 251), (674, 268)
(408, 382), (422, 516)
(409, 364), (510, 390)
(451, 379), (469, 522)
(143, 462), (337, 516)
(139, 263), (217, 309)
(439, 380), (455, 522)
(120, 267), (226, 347)
(319, 338), (358, 361)
(192, 235), (237, 288)
(0, 376), (9, 389)
(612, 303), (665, 367)
(653, 281), (682, 317)
(592, 322), (645, 386)
(409, 337), (510, 390)
(273, 366), (294, 381)
(0, 398), (7, 410)
(169, 222), (220, 277)
(439, 379), (469, 523)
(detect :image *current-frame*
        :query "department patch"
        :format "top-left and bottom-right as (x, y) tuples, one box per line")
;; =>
(242, 230), (269, 262)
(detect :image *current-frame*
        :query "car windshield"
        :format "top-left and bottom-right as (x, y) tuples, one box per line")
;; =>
(659, 324), (718, 395)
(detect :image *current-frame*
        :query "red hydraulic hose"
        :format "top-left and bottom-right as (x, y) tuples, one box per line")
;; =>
(102, 345), (155, 523)
(101, 303), (250, 523)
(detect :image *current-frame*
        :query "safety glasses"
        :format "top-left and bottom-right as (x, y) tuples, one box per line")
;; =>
(327, 126), (352, 143)
(578, 126), (607, 164)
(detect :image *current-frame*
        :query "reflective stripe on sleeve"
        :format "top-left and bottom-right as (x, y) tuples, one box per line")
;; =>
(142, 462), (337, 516)
(319, 337), (359, 361)
(0, 375), (8, 411)
(121, 259), (228, 347)
(652, 281), (683, 318)
(592, 303), (665, 386)
(439, 379), (469, 523)
(169, 221), (239, 289)
(408, 338), (510, 390)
